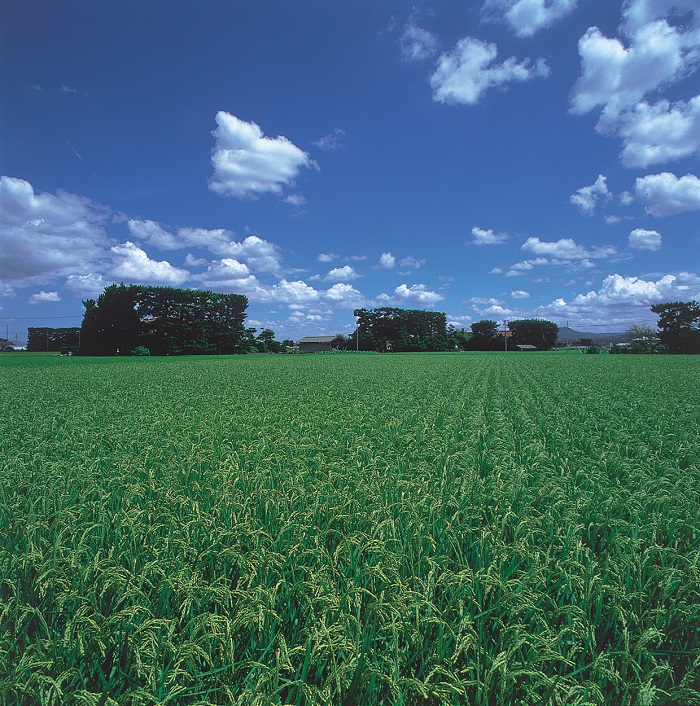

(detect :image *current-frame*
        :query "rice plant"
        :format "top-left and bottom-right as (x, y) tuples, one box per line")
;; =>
(1, 352), (698, 704)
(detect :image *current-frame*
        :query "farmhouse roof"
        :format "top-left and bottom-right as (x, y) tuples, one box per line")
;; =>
(298, 336), (337, 343)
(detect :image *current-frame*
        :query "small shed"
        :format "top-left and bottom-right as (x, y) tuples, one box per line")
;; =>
(298, 335), (338, 353)
(516, 344), (538, 351)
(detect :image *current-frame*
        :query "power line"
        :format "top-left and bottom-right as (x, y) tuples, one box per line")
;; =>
(0, 315), (82, 321)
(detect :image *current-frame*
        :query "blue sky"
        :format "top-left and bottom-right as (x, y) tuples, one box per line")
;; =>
(1, 0), (699, 345)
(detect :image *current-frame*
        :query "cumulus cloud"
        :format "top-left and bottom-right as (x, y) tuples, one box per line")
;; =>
(317, 252), (338, 262)
(0, 175), (110, 287)
(379, 252), (396, 268)
(430, 37), (549, 105)
(511, 289), (531, 299)
(324, 282), (364, 305)
(110, 242), (189, 285)
(617, 96), (700, 167)
(224, 235), (283, 272)
(483, 0), (578, 38)
(503, 237), (616, 276)
(209, 111), (313, 198)
(394, 283), (444, 306)
(324, 265), (359, 282)
(629, 228), (662, 250)
(28, 290), (61, 304)
(128, 219), (181, 249)
(570, 1), (700, 167)
(256, 279), (321, 305)
(570, 175), (611, 214)
(522, 236), (616, 260)
(635, 172), (700, 215)
(536, 271), (700, 323)
(471, 226), (508, 245)
(400, 12), (438, 62)
(129, 221), (283, 272)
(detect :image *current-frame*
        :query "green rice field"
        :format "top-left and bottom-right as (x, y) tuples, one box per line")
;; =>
(1, 352), (699, 705)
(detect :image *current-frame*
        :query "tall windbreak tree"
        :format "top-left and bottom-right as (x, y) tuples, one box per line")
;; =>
(80, 284), (249, 355)
(508, 319), (559, 351)
(466, 320), (500, 351)
(651, 301), (700, 353)
(80, 284), (141, 355)
(351, 307), (448, 352)
(27, 327), (80, 352)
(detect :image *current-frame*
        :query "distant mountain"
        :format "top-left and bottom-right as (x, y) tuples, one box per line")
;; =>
(556, 326), (627, 347)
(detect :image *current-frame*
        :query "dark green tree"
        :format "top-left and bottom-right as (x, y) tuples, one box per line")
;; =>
(27, 327), (80, 352)
(466, 320), (500, 351)
(350, 307), (448, 352)
(446, 325), (471, 350)
(508, 319), (559, 351)
(255, 328), (284, 353)
(651, 301), (700, 353)
(80, 284), (249, 355)
(80, 284), (141, 355)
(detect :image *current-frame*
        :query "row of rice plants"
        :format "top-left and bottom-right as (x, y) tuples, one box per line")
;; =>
(1, 352), (698, 704)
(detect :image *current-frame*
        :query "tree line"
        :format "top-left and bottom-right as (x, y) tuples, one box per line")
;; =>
(343, 308), (559, 352)
(80, 284), (250, 355)
(27, 327), (80, 353)
(25, 287), (700, 356)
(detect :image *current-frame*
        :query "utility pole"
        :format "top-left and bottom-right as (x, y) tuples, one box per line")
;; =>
(503, 320), (508, 352)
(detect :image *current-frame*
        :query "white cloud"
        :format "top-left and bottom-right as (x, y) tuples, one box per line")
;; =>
(430, 37), (549, 105)
(256, 279), (321, 305)
(325, 265), (359, 282)
(313, 128), (346, 151)
(60, 84), (87, 96)
(511, 289), (531, 299)
(28, 290), (60, 304)
(504, 237), (616, 277)
(480, 304), (514, 318)
(128, 219), (181, 249)
(471, 226), (508, 245)
(64, 273), (107, 296)
(110, 242), (189, 285)
(136, 223), (283, 273)
(554, 272), (696, 310)
(469, 296), (503, 305)
(317, 252), (338, 262)
(284, 194), (307, 207)
(400, 13), (438, 62)
(209, 111), (313, 198)
(0, 176), (110, 287)
(535, 271), (700, 324)
(483, 0), (578, 38)
(629, 228), (662, 250)
(635, 172), (700, 215)
(184, 253), (208, 267)
(394, 283), (444, 306)
(522, 237), (616, 259)
(198, 259), (259, 292)
(324, 283), (364, 305)
(570, 1), (700, 166)
(379, 252), (396, 268)
(223, 235), (283, 272)
(617, 96), (700, 167)
(399, 256), (425, 269)
(570, 175), (611, 214)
